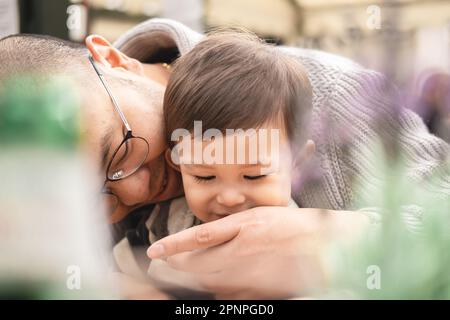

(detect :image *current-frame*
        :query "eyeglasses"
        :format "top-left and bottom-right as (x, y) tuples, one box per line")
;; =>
(88, 56), (149, 213)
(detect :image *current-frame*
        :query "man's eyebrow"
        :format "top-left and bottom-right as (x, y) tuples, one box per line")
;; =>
(100, 126), (114, 172)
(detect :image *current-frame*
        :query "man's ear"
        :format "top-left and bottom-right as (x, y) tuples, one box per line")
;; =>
(164, 148), (181, 172)
(293, 139), (316, 170)
(85, 35), (144, 75)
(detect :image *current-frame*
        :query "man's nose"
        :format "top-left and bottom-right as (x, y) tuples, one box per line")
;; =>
(216, 188), (246, 208)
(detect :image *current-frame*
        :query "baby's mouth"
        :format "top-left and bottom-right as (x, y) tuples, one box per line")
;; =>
(210, 212), (235, 220)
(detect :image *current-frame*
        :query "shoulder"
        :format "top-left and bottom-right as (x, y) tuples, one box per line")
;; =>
(280, 47), (394, 112)
(278, 46), (388, 104)
(279, 46), (362, 73)
(278, 46), (366, 87)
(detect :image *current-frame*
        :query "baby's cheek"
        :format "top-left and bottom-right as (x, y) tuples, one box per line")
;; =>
(183, 183), (212, 221)
(252, 180), (291, 207)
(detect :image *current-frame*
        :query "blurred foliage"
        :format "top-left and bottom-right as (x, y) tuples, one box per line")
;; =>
(326, 141), (450, 299)
(0, 75), (81, 148)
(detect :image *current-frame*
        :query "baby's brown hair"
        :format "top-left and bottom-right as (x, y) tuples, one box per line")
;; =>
(164, 30), (313, 154)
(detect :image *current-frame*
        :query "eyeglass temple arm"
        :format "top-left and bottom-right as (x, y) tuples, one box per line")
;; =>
(88, 56), (132, 132)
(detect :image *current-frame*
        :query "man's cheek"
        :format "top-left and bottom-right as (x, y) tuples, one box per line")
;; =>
(115, 171), (151, 205)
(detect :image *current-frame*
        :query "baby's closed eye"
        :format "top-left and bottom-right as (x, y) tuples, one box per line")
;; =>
(243, 175), (267, 180)
(193, 175), (215, 183)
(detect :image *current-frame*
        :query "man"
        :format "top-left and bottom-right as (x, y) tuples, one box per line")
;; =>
(1, 18), (448, 299)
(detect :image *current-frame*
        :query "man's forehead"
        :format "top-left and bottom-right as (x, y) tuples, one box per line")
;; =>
(79, 96), (116, 172)
(99, 124), (115, 171)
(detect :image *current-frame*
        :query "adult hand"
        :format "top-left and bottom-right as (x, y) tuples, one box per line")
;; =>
(147, 207), (370, 299)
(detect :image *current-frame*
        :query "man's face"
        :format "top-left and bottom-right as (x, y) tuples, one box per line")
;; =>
(82, 75), (183, 222)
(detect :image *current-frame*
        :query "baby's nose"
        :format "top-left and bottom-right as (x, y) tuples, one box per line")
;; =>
(216, 188), (246, 209)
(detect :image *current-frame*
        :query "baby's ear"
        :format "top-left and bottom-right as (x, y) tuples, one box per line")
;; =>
(164, 148), (181, 172)
(293, 139), (316, 170)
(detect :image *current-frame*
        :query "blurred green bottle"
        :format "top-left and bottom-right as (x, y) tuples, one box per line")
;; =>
(0, 76), (114, 299)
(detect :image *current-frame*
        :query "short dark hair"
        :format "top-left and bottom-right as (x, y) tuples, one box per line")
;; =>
(0, 33), (158, 107)
(0, 34), (90, 83)
(164, 31), (312, 151)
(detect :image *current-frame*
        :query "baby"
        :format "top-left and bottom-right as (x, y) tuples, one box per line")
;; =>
(143, 32), (315, 297)
(161, 31), (314, 223)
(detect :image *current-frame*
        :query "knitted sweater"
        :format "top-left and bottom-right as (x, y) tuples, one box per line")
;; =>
(114, 18), (450, 230)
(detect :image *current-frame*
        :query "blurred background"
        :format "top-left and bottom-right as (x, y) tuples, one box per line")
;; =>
(1, 0), (449, 140)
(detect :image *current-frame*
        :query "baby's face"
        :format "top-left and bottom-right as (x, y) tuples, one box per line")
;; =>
(176, 127), (292, 222)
